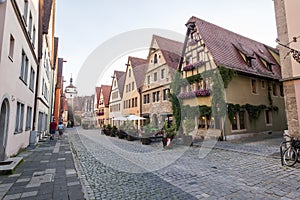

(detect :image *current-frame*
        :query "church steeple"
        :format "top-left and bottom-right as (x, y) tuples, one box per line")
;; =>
(65, 74), (77, 98)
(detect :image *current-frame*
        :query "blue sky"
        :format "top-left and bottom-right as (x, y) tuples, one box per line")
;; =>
(55, 0), (278, 95)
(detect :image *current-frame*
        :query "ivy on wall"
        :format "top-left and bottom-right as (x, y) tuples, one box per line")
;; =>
(227, 103), (279, 123)
(218, 66), (237, 88)
(169, 71), (183, 131)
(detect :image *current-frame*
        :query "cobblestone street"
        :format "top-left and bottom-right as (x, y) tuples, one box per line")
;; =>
(69, 127), (300, 199)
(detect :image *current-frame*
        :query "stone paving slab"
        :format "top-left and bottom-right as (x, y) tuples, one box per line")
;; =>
(0, 131), (85, 199)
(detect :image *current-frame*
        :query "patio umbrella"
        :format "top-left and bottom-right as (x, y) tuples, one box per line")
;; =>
(113, 116), (128, 121)
(126, 114), (146, 120)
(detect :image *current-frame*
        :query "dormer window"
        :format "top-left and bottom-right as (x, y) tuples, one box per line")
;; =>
(266, 62), (273, 72)
(245, 56), (254, 67)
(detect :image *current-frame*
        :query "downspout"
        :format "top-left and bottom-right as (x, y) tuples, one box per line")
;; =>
(32, 0), (44, 130)
(138, 88), (142, 131)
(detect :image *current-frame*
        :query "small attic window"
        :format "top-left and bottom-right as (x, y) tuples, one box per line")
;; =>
(266, 62), (273, 72)
(245, 56), (254, 67)
(154, 54), (158, 64)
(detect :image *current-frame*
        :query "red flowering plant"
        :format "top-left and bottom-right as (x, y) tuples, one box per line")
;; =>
(178, 89), (210, 99)
(183, 64), (195, 71)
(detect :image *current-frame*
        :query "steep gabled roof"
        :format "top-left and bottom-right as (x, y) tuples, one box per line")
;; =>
(95, 87), (101, 106)
(187, 16), (281, 79)
(152, 35), (183, 69)
(101, 85), (112, 107)
(114, 70), (126, 98)
(128, 56), (147, 89)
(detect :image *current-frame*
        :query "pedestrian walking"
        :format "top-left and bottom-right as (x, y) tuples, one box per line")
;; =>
(58, 122), (64, 140)
(49, 119), (57, 140)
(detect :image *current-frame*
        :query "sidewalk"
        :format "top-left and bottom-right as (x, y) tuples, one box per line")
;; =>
(0, 130), (85, 200)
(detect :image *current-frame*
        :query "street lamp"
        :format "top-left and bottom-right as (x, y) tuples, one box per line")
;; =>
(276, 37), (300, 64)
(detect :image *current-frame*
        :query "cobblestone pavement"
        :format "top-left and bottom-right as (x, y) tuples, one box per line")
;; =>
(69, 127), (300, 200)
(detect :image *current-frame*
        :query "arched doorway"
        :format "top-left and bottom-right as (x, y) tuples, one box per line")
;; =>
(0, 99), (9, 161)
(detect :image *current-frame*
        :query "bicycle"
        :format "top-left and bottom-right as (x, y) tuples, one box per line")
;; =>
(280, 134), (300, 167)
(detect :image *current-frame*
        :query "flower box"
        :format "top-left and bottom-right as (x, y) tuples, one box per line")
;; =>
(178, 89), (210, 99)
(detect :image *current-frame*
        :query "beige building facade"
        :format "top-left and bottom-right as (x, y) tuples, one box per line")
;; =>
(141, 35), (182, 129)
(121, 57), (147, 129)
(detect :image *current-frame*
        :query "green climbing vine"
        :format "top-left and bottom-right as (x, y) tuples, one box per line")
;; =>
(219, 66), (237, 88)
(227, 103), (279, 123)
(227, 104), (241, 123)
(169, 71), (183, 131)
(267, 82), (273, 107)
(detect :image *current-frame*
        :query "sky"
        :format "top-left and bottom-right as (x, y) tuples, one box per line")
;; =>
(55, 0), (278, 96)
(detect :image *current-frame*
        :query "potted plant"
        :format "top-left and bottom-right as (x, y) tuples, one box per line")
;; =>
(110, 125), (118, 137)
(163, 123), (176, 148)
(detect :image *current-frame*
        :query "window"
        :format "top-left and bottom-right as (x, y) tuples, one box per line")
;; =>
(154, 72), (157, 82)
(163, 89), (170, 101)
(128, 99), (131, 108)
(15, 102), (25, 133)
(128, 83), (131, 91)
(251, 79), (257, 94)
(245, 56), (253, 67)
(232, 111), (246, 130)
(161, 68), (165, 79)
(143, 94), (150, 104)
(28, 12), (33, 37)
(29, 67), (35, 91)
(280, 84), (284, 97)
(42, 78), (45, 95)
(132, 82), (134, 90)
(135, 97), (137, 107)
(38, 112), (43, 132)
(261, 80), (265, 89)
(9, 34), (15, 60)
(32, 26), (36, 46)
(23, 0), (29, 24)
(272, 83), (277, 96)
(152, 91), (160, 102)
(26, 106), (32, 130)
(132, 98), (134, 108)
(147, 75), (150, 85)
(129, 69), (131, 77)
(20, 50), (29, 83)
(114, 80), (116, 87)
(154, 54), (158, 64)
(265, 110), (272, 125)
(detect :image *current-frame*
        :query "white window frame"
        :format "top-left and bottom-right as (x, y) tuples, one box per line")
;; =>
(15, 102), (25, 133)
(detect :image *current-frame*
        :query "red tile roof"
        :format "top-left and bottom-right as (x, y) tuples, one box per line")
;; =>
(187, 16), (281, 79)
(101, 85), (112, 107)
(153, 35), (183, 69)
(128, 57), (147, 89)
(114, 70), (126, 98)
(95, 87), (101, 106)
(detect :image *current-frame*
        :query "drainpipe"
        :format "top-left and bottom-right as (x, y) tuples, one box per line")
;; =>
(138, 88), (142, 131)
